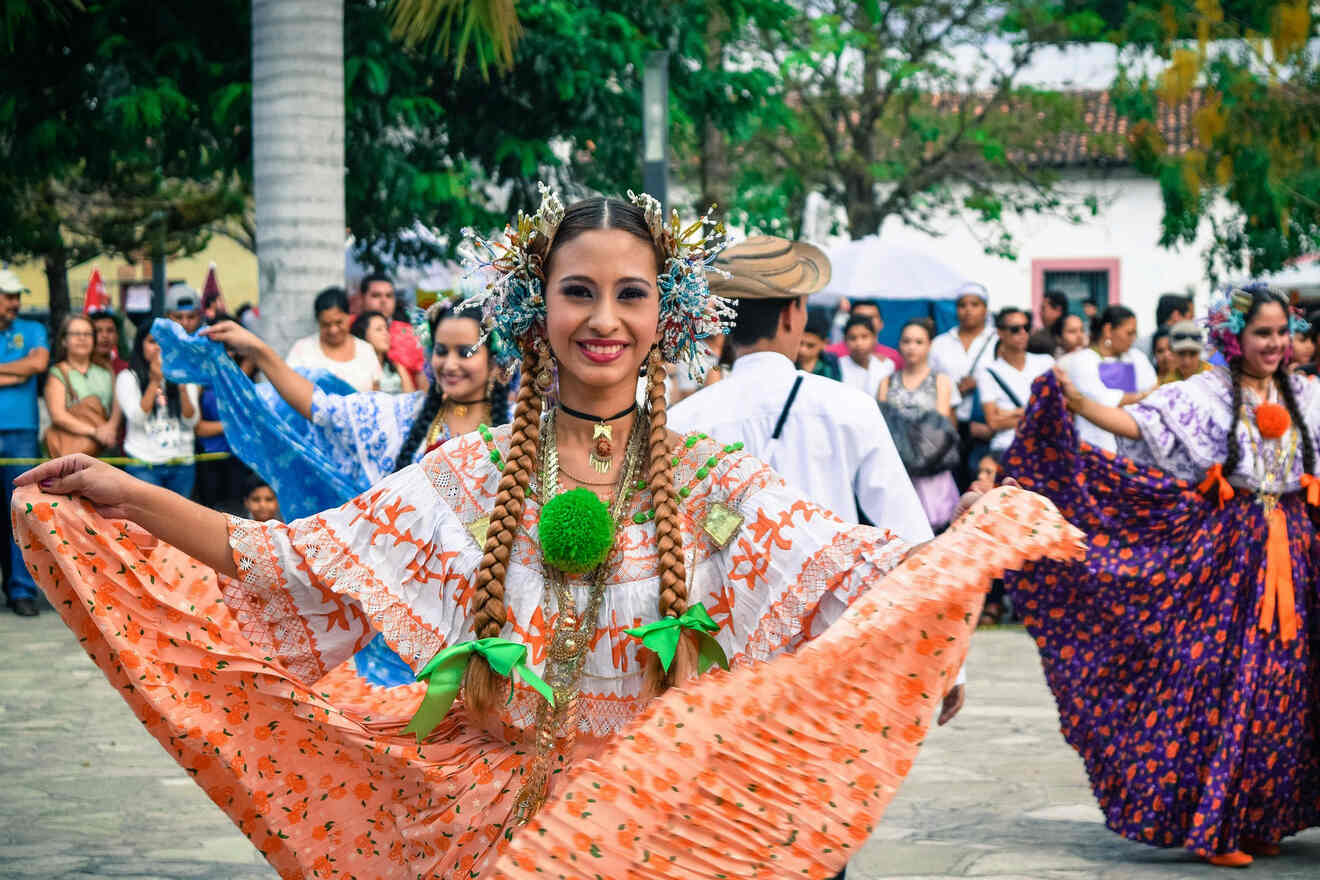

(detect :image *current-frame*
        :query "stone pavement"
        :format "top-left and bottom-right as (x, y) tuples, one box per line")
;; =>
(0, 609), (1315, 879)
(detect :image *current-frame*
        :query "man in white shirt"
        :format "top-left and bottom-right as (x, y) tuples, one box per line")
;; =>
(670, 236), (931, 545)
(929, 283), (997, 424)
(668, 236), (962, 751)
(977, 308), (1054, 452)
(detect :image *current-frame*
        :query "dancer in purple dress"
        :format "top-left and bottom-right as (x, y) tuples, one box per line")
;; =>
(1003, 284), (1320, 868)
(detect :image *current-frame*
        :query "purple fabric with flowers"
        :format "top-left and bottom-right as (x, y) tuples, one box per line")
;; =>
(1002, 372), (1320, 856)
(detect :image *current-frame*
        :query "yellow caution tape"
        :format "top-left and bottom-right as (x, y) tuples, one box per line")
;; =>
(0, 451), (234, 466)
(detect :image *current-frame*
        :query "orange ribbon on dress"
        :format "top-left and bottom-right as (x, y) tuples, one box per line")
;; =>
(1301, 473), (1320, 507)
(1261, 506), (1299, 644)
(1197, 464), (1235, 508)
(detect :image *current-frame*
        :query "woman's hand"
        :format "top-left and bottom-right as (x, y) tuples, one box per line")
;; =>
(938, 683), (965, 726)
(201, 320), (268, 360)
(92, 422), (119, 449)
(1053, 367), (1085, 413)
(14, 454), (142, 520)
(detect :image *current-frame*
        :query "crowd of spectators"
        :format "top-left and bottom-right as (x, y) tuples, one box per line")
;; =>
(0, 269), (421, 618)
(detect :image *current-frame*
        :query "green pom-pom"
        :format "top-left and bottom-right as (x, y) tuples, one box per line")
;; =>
(538, 487), (615, 573)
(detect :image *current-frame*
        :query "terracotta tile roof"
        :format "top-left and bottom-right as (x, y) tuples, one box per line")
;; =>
(1028, 88), (1206, 167)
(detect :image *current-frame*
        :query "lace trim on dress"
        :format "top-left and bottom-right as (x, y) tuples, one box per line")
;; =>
(221, 515), (328, 684)
(742, 526), (906, 662)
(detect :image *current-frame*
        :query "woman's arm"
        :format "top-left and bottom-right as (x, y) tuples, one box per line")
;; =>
(876, 375), (890, 402)
(935, 374), (955, 423)
(15, 455), (236, 576)
(981, 400), (1022, 433)
(179, 384), (199, 424)
(396, 361), (416, 393)
(1056, 368), (1140, 439)
(202, 322), (316, 419)
(44, 369), (102, 437)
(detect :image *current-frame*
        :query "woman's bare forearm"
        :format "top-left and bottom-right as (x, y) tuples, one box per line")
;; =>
(124, 481), (238, 577)
(254, 346), (316, 420)
(1072, 396), (1141, 439)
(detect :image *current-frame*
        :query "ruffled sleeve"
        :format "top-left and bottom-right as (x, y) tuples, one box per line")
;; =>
(1117, 368), (1233, 480)
(218, 456), (482, 685)
(685, 445), (910, 665)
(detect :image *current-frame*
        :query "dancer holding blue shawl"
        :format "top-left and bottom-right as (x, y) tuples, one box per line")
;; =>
(155, 300), (511, 684)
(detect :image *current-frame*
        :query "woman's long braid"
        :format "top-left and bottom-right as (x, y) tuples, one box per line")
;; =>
(642, 348), (698, 694)
(1275, 369), (1317, 474)
(1222, 359), (1246, 480)
(393, 385), (446, 473)
(462, 346), (546, 715)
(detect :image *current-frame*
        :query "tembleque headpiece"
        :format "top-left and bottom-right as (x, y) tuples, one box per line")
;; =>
(1205, 282), (1310, 359)
(462, 184), (735, 378)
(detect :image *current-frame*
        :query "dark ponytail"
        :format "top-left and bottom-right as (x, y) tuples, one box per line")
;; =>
(1222, 359), (1246, 480)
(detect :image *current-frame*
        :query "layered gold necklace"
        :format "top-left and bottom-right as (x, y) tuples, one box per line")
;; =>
(511, 406), (647, 822)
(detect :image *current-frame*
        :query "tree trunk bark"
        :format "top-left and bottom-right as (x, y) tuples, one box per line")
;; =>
(251, 0), (345, 358)
(44, 247), (70, 333)
(845, 173), (882, 239)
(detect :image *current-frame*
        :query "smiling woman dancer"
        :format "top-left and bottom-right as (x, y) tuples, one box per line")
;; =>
(1004, 284), (1320, 868)
(12, 190), (1079, 878)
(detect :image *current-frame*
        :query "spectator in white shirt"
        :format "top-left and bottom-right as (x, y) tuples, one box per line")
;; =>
(977, 307), (1055, 453)
(1056, 305), (1157, 453)
(837, 314), (895, 398)
(286, 287), (383, 393)
(929, 283), (998, 424)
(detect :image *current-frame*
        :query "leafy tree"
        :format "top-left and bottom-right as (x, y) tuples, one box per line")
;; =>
(727, 1), (1108, 249)
(1103, 0), (1320, 280)
(0, 1), (249, 325)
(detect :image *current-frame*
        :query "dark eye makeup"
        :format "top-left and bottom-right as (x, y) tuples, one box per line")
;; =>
(434, 343), (482, 359)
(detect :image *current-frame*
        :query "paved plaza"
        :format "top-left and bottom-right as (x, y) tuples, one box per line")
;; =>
(1, 608), (1316, 879)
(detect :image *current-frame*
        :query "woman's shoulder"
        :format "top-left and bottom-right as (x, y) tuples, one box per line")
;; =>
(670, 432), (782, 513)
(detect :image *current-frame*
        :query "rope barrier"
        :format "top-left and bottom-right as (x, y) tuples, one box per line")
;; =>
(0, 451), (234, 467)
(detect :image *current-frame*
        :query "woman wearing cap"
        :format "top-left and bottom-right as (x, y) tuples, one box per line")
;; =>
(1159, 320), (1212, 384)
(1003, 284), (1320, 867)
(10, 191), (1080, 878)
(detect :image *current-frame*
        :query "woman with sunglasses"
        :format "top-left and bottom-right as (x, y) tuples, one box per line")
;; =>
(977, 307), (1055, 455)
(1055, 304), (1157, 452)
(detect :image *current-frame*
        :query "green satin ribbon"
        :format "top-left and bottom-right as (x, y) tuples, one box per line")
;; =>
(625, 602), (730, 675)
(402, 638), (554, 743)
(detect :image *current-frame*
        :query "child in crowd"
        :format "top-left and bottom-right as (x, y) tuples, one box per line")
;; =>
(241, 474), (282, 523)
(972, 452), (1001, 493)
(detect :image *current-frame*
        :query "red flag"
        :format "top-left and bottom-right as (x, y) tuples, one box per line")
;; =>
(201, 262), (228, 318)
(81, 267), (109, 313)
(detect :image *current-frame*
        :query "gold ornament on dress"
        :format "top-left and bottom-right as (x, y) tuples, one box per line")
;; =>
(511, 407), (648, 823)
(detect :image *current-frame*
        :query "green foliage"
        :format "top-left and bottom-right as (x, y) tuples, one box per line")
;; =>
(1105, 0), (1320, 280)
(730, 1), (1103, 247)
(0, 0), (249, 301)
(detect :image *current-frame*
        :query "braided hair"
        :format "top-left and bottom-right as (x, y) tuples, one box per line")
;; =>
(392, 300), (508, 472)
(1220, 287), (1317, 484)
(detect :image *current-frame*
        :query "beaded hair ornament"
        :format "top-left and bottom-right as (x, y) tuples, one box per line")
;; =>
(461, 183), (735, 379)
(1205, 282), (1310, 359)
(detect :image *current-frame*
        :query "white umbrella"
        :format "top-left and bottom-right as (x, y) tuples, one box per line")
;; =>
(1256, 255), (1320, 299)
(812, 236), (972, 306)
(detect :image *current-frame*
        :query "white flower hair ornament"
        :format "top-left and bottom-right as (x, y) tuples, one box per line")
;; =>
(462, 183), (734, 379)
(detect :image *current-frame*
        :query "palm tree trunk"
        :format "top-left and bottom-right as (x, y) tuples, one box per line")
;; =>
(251, 0), (345, 357)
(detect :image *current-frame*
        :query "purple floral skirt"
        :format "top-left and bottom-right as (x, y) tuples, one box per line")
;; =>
(1002, 374), (1320, 855)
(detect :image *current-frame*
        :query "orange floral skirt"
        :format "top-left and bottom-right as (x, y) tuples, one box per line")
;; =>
(13, 486), (1081, 879)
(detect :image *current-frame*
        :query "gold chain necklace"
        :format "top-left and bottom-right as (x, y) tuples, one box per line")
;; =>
(511, 406), (647, 822)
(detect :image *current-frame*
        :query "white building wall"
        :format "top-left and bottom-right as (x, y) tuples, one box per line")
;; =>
(806, 172), (1217, 334)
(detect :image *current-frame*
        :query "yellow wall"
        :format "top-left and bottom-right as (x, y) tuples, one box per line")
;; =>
(9, 235), (259, 312)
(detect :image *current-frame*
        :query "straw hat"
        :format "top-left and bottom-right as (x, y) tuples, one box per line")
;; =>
(710, 235), (831, 300)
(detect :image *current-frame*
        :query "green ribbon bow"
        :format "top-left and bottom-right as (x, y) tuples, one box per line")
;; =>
(625, 603), (730, 675)
(402, 638), (554, 743)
